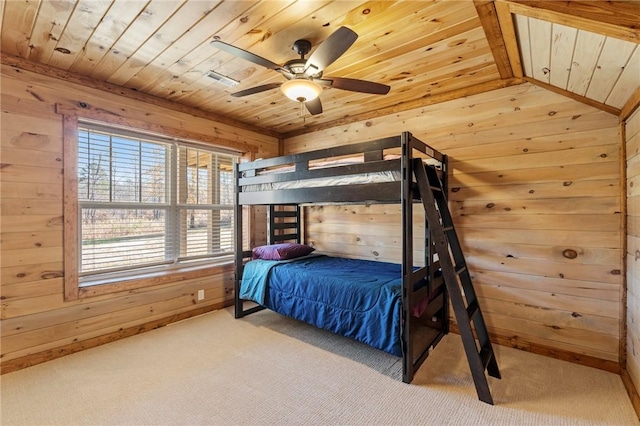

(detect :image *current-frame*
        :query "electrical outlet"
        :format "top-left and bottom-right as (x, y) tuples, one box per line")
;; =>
(197, 289), (205, 301)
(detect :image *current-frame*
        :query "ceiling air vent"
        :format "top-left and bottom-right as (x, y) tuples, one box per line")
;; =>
(206, 71), (239, 88)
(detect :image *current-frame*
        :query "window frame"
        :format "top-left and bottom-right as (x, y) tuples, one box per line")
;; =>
(61, 112), (245, 300)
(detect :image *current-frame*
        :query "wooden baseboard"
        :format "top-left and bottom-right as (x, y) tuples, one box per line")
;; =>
(621, 368), (640, 421)
(1, 301), (232, 375)
(449, 323), (620, 374)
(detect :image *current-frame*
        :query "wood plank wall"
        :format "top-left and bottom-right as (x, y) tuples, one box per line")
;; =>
(285, 83), (623, 370)
(626, 107), (640, 391)
(0, 64), (278, 370)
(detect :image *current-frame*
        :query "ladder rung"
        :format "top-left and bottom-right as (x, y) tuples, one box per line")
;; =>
(467, 301), (480, 320)
(272, 211), (297, 217)
(455, 265), (467, 275)
(429, 185), (442, 192)
(479, 347), (494, 370)
(271, 233), (298, 242)
(272, 222), (298, 229)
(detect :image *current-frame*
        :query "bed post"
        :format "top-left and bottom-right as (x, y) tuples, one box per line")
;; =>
(401, 131), (414, 383)
(235, 163), (267, 319)
(234, 162), (244, 319)
(441, 154), (450, 334)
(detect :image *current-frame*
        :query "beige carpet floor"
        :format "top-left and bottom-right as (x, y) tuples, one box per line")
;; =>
(1, 307), (638, 425)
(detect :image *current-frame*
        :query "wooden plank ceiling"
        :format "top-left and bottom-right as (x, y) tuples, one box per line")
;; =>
(501, 1), (640, 113)
(1, 1), (638, 136)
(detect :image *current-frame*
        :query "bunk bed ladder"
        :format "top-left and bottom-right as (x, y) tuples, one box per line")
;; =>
(413, 159), (501, 405)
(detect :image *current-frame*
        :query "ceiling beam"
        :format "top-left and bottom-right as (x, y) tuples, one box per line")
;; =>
(473, 0), (514, 79)
(493, 0), (524, 79)
(621, 86), (640, 123)
(524, 77), (621, 116)
(499, 0), (640, 43)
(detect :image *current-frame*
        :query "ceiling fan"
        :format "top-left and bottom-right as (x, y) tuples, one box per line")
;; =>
(211, 27), (390, 115)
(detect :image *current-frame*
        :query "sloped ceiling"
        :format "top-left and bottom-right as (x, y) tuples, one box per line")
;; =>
(487, 0), (640, 119)
(514, 15), (638, 109)
(1, 0), (639, 136)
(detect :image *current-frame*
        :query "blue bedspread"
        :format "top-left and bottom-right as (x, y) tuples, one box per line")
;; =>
(240, 255), (403, 356)
(238, 259), (280, 304)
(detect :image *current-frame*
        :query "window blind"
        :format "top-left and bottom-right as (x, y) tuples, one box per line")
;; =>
(78, 124), (236, 279)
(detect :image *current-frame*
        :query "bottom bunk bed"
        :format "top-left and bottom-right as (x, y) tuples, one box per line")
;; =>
(238, 251), (446, 358)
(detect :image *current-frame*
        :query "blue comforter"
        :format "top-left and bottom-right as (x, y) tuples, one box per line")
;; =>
(240, 255), (403, 356)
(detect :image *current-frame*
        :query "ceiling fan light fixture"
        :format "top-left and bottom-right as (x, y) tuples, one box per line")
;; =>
(281, 79), (322, 103)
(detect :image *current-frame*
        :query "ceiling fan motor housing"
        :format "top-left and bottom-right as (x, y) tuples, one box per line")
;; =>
(283, 58), (322, 78)
(292, 39), (312, 56)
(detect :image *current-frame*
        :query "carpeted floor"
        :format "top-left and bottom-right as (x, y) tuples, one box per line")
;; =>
(1, 307), (638, 425)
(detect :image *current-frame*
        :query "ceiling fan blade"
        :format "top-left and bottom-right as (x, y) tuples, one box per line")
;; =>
(212, 40), (284, 72)
(304, 27), (358, 76)
(305, 97), (323, 115)
(231, 82), (282, 97)
(318, 77), (390, 95)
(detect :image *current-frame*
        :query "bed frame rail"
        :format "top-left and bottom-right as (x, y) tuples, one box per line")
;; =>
(234, 247), (264, 319)
(238, 136), (407, 173)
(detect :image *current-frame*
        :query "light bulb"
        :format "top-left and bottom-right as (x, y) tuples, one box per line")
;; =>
(280, 79), (322, 103)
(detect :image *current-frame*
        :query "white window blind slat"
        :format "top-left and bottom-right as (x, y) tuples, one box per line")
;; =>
(78, 125), (237, 279)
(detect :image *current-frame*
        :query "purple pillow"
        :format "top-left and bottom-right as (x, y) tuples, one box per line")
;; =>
(252, 243), (315, 260)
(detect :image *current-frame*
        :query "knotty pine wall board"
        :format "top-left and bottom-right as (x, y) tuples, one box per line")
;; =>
(1, 271), (233, 358)
(0, 64), (277, 368)
(626, 107), (640, 392)
(289, 83), (623, 367)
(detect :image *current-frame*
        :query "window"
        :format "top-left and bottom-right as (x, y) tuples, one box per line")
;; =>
(75, 123), (237, 286)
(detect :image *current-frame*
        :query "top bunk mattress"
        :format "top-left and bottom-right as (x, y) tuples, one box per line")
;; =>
(242, 155), (404, 192)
